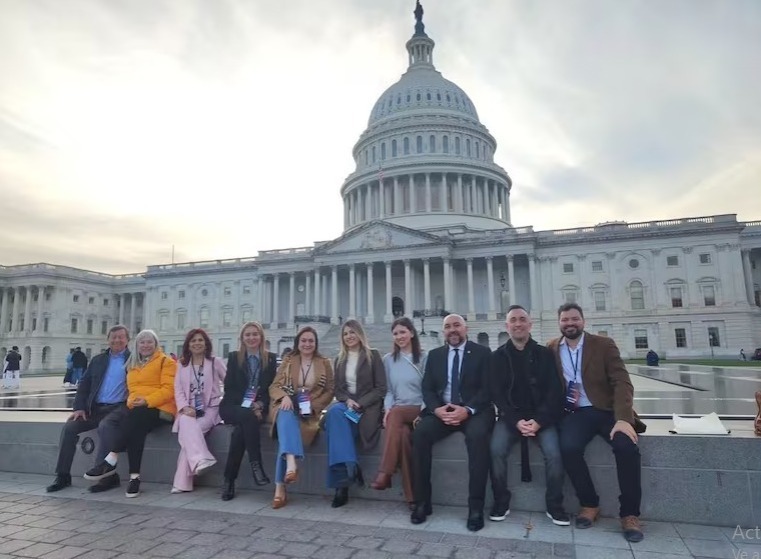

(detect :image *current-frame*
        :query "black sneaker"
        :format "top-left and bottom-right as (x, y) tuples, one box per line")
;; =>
(546, 509), (571, 526)
(125, 477), (141, 498)
(88, 473), (120, 493)
(84, 461), (116, 481)
(488, 504), (510, 521)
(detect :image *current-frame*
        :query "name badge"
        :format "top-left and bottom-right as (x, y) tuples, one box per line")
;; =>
(565, 380), (580, 411)
(241, 387), (257, 409)
(344, 407), (363, 424)
(194, 391), (204, 411)
(297, 389), (311, 416)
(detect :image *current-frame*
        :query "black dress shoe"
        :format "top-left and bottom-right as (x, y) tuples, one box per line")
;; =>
(331, 487), (349, 508)
(46, 474), (71, 493)
(467, 509), (485, 532)
(88, 473), (120, 493)
(221, 479), (235, 501)
(410, 502), (430, 524)
(84, 461), (117, 481)
(250, 462), (271, 486)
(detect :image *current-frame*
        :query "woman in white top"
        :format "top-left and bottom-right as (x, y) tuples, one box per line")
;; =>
(370, 317), (427, 507)
(324, 319), (386, 508)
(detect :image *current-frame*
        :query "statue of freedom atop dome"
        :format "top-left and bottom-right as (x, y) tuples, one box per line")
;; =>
(414, 1), (425, 35)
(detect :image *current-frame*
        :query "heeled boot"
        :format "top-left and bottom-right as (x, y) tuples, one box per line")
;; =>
(251, 461), (271, 486)
(221, 478), (235, 501)
(331, 487), (349, 508)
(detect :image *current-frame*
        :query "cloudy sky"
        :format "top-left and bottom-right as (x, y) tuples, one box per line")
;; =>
(1, 0), (759, 273)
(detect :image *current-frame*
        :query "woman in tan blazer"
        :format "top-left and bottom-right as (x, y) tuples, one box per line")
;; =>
(268, 326), (334, 509)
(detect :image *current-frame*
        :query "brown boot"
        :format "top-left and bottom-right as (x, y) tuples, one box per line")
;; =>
(575, 506), (600, 529)
(621, 515), (644, 542)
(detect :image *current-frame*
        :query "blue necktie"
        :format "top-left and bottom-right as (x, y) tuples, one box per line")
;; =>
(451, 348), (460, 404)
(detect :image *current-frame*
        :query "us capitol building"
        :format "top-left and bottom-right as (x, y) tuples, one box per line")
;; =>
(2, 6), (760, 371)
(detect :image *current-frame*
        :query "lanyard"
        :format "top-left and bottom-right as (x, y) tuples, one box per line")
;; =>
(565, 342), (580, 382)
(300, 360), (313, 387)
(191, 361), (204, 391)
(247, 355), (261, 389)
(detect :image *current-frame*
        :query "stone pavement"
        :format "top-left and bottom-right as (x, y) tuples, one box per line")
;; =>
(0, 473), (756, 559)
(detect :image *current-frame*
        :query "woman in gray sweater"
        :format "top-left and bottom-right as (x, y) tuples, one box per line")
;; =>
(370, 317), (427, 507)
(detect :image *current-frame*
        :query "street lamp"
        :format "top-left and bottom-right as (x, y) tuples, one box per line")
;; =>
(420, 316), (426, 335)
(500, 273), (506, 290)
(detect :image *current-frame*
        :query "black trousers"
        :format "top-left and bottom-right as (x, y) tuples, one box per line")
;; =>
(55, 403), (125, 475)
(412, 408), (495, 510)
(220, 403), (264, 480)
(119, 407), (167, 474)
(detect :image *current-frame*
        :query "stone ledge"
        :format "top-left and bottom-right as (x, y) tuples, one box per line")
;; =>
(0, 413), (757, 527)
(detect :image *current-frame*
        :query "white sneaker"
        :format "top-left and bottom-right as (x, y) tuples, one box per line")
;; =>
(170, 487), (190, 494)
(194, 459), (217, 476)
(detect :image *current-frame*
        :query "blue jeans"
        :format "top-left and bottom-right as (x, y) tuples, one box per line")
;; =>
(490, 419), (565, 512)
(324, 402), (359, 488)
(72, 368), (84, 385)
(558, 407), (641, 518)
(274, 410), (304, 484)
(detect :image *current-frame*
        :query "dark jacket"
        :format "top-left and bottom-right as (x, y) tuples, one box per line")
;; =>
(333, 348), (386, 450)
(4, 350), (21, 371)
(490, 338), (563, 430)
(421, 340), (491, 415)
(72, 350), (88, 369)
(220, 350), (277, 418)
(72, 349), (130, 414)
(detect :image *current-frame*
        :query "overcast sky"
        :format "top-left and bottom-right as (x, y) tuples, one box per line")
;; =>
(1, 0), (759, 273)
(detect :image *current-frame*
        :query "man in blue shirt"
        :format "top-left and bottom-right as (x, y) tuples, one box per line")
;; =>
(46, 325), (131, 493)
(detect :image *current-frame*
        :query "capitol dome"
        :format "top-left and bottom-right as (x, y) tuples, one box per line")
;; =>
(340, 3), (512, 233)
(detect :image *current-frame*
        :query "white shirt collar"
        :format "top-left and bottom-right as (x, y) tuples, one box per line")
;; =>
(560, 332), (585, 349)
(448, 341), (467, 353)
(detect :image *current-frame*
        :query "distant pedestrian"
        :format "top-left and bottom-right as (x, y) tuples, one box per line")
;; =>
(64, 349), (75, 387)
(71, 347), (88, 386)
(740, 349), (747, 361)
(2, 346), (21, 390)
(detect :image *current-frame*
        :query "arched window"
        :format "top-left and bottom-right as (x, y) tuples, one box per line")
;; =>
(475, 141), (480, 158)
(403, 137), (410, 155)
(429, 135), (436, 153)
(466, 138), (471, 156)
(372, 145), (376, 163)
(391, 139), (397, 157)
(443, 136), (449, 154)
(416, 135), (423, 154)
(455, 136), (461, 155)
(381, 142), (386, 160)
(364, 150), (368, 166)
(630, 281), (645, 310)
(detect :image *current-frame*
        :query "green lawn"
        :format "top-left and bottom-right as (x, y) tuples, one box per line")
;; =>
(626, 358), (761, 367)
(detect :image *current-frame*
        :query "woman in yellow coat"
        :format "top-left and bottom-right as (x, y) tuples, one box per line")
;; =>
(84, 329), (177, 498)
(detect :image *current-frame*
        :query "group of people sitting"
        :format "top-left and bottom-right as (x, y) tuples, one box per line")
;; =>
(45, 302), (645, 543)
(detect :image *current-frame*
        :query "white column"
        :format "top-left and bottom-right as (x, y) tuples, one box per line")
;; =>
(314, 269), (321, 316)
(23, 286), (32, 333)
(393, 177), (401, 215)
(289, 273), (296, 326)
(379, 180), (385, 218)
(577, 254), (587, 308)
(272, 274), (280, 324)
(456, 174), (464, 213)
(118, 294), (125, 325)
(507, 256), (516, 306)
(425, 173), (432, 212)
(409, 175), (417, 213)
(384, 261), (393, 322)
(0, 288), (6, 333)
(130, 293), (137, 334)
(366, 263), (375, 323)
(528, 255), (539, 313)
(486, 257), (496, 319)
(142, 289), (150, 330)
(466, 259), (475, 319)
(349, 264), (356, 318)
(443, 258), (451, 311)
(257, 278), (266, 322)
(305, 273), (312, 315)
(742, 250), (755, 305)
(423, 258), (431, 310)
(404, 260), (412, 316)
(10, 288), (21, 333)
(331, 266), (339, 324)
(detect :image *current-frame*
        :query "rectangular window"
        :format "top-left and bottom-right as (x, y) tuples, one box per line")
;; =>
(178, 290), (185, 299)
(243, 285), (251, 295)
(634, 329), (648, 349)
(103, 298), (109, 306)
(591, 261), (603, 272)
(699, 253), (711, 264)
(224, 287), (232, 297)
(597, 330), (608, 337)
(222, 343), (231, 358)
(223, 310), (232, 327)
(563, 263), (574, 273)
(88, 297), (95, 304)
(242, 309), (252, 323)
(199, 308), (210, 329)
(73, 295), (80, 303)
(670, 287), (683, 308)
(708, 326), (721, 347)
(564, 291), (577, 304)
(43, 317), (49, 332)
(32, 318), (37, 331)
(675, 328), (687, 348)
(703, 285), (716, 307)
(45, 292), (51, 301)
(86, 319), (93, 334)
(159, 314), (168, 332)
(594, 290), (606, 311)
(161, 292), (168, 300)
(177, 312), (186, 330)
(101, 320), (108, 335)
(71, 318), (78, 333)
(667, 255), (679, 266)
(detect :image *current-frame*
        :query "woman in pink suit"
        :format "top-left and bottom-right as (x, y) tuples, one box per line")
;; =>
(171, 328), (227, 493)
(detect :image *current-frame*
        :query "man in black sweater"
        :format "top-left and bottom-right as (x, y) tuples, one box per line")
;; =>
(489, 305), (569, 526)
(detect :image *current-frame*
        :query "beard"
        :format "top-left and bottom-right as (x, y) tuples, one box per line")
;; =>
(561, 326), (582, 340)
(446, 332), (463, 346)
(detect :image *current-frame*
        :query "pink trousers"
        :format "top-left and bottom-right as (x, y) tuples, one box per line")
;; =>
(173, 411), (219, 491)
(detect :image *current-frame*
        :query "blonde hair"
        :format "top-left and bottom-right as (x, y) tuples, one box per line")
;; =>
(337, 319), (373, 365)
(236, 321), (270, 370)
(125, 329), (160, 370)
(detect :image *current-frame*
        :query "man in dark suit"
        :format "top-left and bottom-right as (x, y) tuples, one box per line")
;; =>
(46, 325), (131, 493)
(546, 303), (643, 543)
(411, 314), (494, 531)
